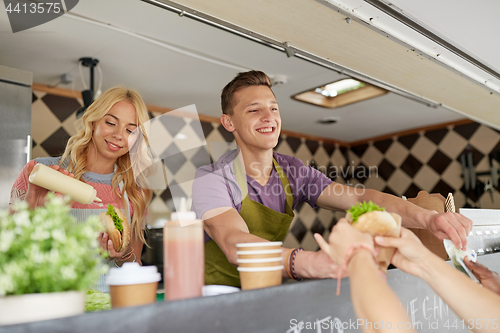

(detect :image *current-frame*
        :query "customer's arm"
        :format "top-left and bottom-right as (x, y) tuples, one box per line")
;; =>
(315, 220), (415, 333)
(376, 228), (500, 333)
(464, 258), (500, 296)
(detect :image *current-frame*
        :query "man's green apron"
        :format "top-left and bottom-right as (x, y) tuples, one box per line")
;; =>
(204, 157), (295, 287)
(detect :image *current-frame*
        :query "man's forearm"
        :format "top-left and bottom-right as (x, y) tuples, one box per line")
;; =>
(359, 189), (434, 229)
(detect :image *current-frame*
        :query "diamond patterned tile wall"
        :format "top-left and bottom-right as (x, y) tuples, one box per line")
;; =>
(29, 89), (500, 251)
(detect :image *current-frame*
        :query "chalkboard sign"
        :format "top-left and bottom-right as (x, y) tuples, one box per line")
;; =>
(2, 253), (499, 333)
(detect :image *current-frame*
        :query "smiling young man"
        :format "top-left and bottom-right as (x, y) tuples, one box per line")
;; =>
(192, 70), (473, 287)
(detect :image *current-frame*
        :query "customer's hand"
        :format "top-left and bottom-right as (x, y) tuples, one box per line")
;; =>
(374, 227), (433, 278)
(464, 258), (500, 296)
(314, 218), (375, 267)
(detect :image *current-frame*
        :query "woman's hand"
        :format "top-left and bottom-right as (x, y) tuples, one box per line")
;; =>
(374, 227), (433, 278)
(314, 218), (375, 266)
(98, 232), (128, 259)
(25, 161), (74, 209)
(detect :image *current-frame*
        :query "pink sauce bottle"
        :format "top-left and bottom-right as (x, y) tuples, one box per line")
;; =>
(164, 198), (204, 301)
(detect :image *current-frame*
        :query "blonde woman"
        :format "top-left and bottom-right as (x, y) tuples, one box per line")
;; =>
(10, 86), (153, 292)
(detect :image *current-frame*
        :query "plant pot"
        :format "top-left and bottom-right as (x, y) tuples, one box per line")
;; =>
(0, 291), (84, 326)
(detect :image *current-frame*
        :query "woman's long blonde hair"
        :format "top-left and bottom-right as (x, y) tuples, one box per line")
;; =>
(61, 86), (153, 244)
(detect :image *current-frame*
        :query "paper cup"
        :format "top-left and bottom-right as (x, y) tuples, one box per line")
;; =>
(106, 263), (161, 308)
(236, 249), (283, 260)
(237, 257), (282, 267)
(237, 265), (284, 290)
(236, 241), (282, 251)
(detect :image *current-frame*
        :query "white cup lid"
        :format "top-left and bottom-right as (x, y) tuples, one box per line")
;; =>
(236, 241), (282, 248)
(236, 249), (282, 255)
(237, 265), (284, 272)
(106, 262), (161, 286)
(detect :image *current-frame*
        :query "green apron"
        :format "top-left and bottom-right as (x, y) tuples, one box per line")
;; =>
(205, 157), (295, 287)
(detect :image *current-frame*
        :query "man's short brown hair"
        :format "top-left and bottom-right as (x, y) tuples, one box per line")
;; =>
(221, 70), (273, 115)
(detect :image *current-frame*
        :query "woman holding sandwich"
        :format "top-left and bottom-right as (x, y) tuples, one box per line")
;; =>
(10, 86), (153, 292)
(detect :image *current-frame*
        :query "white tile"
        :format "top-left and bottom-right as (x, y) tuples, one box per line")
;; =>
(413, 165), (440, 191)
(475, 156), (489, 173)
(438, 130), (468, 159)
(300, 232), (319, 251)
(205, 126), (227, 143)
(410, 136), (437, 164)
(331, 148), (346, 168)
(346, 150), (360, 169)
(275, 140), (295, 156)
(441, 160), (463, 190)
(297, 203), (316, 229)
(317, 208), (335, 229)
(361, 145), (384, 169)
(479, 189), (500, 209)
(384, 141), (409, 167)
(295, 144), (313, 166)
(282, 232), (300, 249)
(363, 172), (386, 191)
(31, 145), (49, 159)
(469, 125), (500, 154)
(148, 196), (171, 214)
(61, 112), (78, 137)
(313, 146), (330, 169)
(33, 90), (46, 99)
(387, 169), (412, 196)
(147, 118), (173, 159)
(174, 122), (206, 154)
(31, 100), (61, 144)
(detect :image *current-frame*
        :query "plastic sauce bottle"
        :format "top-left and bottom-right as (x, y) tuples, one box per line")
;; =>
(29, 163), (101, 204)
(164, 198), (204, 301)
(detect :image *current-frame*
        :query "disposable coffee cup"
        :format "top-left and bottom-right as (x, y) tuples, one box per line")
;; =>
(236, 241), (282, 251)
(237, 265), (284, 290)
(236, 249), (282, 260)
(237, 257), (282, 267)
(106, 262), (161, 308)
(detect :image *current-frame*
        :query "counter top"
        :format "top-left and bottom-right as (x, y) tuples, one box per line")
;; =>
(2, 252), (499, 333)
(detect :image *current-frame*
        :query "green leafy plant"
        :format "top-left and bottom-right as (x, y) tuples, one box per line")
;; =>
(0, 194), (106, 296)
(346, 201), (385, 223)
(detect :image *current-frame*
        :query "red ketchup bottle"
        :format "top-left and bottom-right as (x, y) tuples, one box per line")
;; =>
(163, 198), (204, 301)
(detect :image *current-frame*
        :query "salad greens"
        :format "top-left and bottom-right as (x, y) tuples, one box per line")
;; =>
(85, 289), (111, 312)
(347, 201), (385, 223)
(107, 204), (123, 233)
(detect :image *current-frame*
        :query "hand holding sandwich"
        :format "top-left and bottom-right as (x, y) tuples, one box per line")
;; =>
(98, 204), (131, 260)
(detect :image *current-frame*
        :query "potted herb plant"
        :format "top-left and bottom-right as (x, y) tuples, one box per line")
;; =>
(0, 194), (105, 325)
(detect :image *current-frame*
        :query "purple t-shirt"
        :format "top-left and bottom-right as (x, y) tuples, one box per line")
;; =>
(192, 150), (333, 219)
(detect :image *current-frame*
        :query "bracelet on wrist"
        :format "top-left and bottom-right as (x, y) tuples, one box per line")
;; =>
(289, 248), (303, 281)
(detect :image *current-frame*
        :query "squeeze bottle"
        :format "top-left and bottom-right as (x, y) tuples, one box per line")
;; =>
(164, 198), (204, 301)
(29, 163), (101, 204)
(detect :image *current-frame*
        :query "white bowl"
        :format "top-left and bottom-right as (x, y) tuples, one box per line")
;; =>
(202, 285), (240, 297)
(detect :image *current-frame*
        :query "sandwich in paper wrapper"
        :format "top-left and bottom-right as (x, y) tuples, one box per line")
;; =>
(346, 201), (402, 271)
